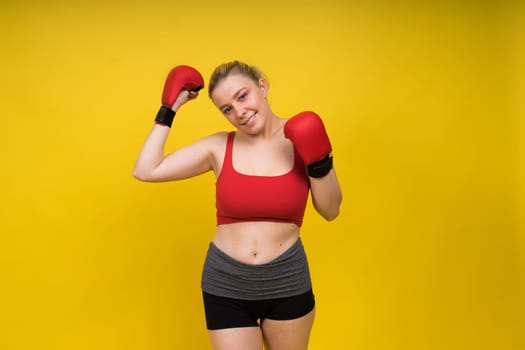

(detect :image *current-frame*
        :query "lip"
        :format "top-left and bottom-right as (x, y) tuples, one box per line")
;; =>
(240, 113), (256, 126)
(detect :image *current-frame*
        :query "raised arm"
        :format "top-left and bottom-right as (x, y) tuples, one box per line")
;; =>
(133, 123), (221, 182)
(309, 169), (342, 221)
(133, 65), (215, 182)
(284, 111), (342, 220)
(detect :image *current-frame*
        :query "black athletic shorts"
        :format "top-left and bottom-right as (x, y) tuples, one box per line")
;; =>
(202, 289), (315, 330)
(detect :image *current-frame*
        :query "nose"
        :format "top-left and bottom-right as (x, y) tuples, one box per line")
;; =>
(233, 103), (247, 117)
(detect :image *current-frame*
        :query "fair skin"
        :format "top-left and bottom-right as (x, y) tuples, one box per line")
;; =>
(133, 72), (342, 349)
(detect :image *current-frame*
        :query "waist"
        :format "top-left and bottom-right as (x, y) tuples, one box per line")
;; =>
(213, 221), (300, 265)
(201, 237), (312, 300)
(217, 215), (303, 227)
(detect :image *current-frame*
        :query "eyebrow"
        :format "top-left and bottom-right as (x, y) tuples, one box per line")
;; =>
(219, 88), (246, 111)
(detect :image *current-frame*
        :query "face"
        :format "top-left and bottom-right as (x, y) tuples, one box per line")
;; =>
(210, 73), (269, 133)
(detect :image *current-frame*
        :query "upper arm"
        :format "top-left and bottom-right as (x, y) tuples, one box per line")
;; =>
(144, 132), (226, 182)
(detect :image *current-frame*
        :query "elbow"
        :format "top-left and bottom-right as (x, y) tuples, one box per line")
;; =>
(316, 194), (342, 221)
(323, 208), (340, 221)
(133, 171), (145, 182)
(133, 167), (166, 182)
(133, 168), (151, 182)
(315, 202), (341, 221)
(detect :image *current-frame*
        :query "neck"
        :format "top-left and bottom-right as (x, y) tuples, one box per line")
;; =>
(261, 113), (284, 139)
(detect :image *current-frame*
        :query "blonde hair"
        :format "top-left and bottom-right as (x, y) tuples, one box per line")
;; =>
(208, 60), (268, 97)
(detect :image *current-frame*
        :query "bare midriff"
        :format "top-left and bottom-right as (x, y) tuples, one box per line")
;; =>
(213, 221), (300, 265)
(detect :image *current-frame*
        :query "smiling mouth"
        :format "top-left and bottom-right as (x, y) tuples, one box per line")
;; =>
(240, 113), (256, 126)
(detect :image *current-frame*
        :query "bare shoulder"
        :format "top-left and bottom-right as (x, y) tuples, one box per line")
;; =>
(197, 131), (229, 174)
(202, 131), (229, 144)
(198, 131), (228, 152)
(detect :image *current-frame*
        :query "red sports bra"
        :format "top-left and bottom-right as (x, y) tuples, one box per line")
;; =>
(216, 132), (310, 227)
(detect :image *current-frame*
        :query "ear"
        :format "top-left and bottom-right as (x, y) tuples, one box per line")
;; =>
(258, 78), (269, 98)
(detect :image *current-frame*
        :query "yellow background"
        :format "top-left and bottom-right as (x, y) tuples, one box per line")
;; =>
(1, 0), (523, 349)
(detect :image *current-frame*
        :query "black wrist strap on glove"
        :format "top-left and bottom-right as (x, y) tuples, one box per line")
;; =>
(307, 155), (333, 178)
(155, 106), (176, 127)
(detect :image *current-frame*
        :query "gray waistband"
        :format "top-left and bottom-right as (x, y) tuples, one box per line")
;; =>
(201, 238), (312, 300)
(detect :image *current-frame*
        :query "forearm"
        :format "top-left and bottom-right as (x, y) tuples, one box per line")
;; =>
(133, 123), (171, 181)
(310, 169), (342, 221)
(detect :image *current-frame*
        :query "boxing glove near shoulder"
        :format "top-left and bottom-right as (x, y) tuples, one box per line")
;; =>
(284, 111), (333, 178)
(155, 65), (204, 127)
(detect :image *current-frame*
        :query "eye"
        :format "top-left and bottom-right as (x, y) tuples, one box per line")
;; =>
(238, 92), (247, 101)
(222, 106), (232, 115)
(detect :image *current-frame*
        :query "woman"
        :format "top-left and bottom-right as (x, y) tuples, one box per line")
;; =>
(133, 61), (342, 350)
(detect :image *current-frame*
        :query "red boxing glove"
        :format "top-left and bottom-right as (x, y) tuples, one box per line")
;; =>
(161, 65), (204, 107)
(155, 65), (204, 127)
(284, 111), (333, 178)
